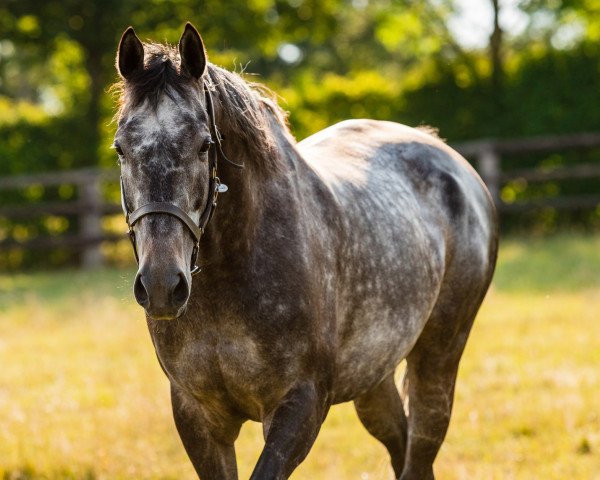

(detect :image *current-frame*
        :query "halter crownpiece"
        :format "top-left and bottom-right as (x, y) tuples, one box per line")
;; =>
(120, 82), (244, 275)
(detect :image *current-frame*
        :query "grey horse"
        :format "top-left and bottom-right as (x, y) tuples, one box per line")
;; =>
(113, 23), (498, 480)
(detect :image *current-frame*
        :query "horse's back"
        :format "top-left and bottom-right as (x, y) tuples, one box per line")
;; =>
(298, 119), (497, 402)
(298, 118), (496, 272)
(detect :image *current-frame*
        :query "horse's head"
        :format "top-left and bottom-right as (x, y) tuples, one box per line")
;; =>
(113, 23), (213, 320)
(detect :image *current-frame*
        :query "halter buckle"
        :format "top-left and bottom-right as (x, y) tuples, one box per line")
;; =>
(127, 228), (139, 263)
(190, 242), (201, 276)
(212, 177), (222, 206)
(190, 265), (201, 275)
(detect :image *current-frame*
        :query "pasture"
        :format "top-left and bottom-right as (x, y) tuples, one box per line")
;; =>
(1, 234), (599, 479)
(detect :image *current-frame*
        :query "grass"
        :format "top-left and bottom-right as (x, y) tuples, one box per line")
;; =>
(1, 233), (599, 479)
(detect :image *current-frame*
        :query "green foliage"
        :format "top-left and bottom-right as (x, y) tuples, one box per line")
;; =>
(46, 36), (90, 114)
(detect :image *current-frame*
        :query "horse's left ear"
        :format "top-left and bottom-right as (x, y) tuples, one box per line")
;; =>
(117, 27), (144, 79)
(179, 22), (207, 79)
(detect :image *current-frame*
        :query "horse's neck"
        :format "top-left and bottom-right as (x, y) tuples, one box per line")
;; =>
(200, 115), (297, 265)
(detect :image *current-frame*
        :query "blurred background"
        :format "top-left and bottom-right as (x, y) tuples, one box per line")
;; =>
(0, 1), (599, 479)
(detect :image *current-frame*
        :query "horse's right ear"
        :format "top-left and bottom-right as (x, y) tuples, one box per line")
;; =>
(179, 22), (207, 79)
(117, 27), (144, 79)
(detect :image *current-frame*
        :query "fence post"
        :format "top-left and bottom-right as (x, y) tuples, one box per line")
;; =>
(477, 145), (501, 207)
(79, 173), (103, 268)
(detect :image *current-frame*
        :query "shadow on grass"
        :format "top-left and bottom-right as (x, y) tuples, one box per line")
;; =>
(0, 268), (135, 311)
(493, 233), (600, 293)
(2, 466), (97, 480)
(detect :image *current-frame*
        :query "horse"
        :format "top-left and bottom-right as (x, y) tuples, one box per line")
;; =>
(113, 23), (498, 480)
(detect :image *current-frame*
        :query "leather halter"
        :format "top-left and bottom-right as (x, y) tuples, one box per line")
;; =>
(120, 82), (244, 276)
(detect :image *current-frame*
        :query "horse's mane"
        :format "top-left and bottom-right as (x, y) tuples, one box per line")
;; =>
(113, 42), (291, 173)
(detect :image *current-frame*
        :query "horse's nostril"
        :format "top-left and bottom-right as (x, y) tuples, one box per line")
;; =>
(133, 272), (149, 307)
(171, 272), (190, 308)
(133, 268), (189, 317)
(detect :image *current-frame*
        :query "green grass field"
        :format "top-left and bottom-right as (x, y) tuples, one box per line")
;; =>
(1, 234), (599, 479)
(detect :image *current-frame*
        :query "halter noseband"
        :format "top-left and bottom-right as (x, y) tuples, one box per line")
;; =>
(119, 82), (244, 276)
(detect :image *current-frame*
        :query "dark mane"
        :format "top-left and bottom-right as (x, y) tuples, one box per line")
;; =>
(113, 43), (291, 173)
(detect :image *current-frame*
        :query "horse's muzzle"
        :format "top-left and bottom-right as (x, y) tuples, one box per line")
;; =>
(133, 264), (191, 320)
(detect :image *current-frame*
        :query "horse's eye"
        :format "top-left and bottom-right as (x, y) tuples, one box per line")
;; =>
(114, 144), (124, 157)
(199, 138), (214, 154)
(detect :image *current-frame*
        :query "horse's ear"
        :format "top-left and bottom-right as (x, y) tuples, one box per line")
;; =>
(179, 22), (207, 79)
(117, 27), (144, 79)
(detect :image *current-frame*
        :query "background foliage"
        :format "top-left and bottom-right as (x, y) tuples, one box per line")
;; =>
(0, 0), (599, 268)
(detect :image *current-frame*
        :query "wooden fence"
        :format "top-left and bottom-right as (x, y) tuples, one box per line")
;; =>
(454, 132), (600, 211)
(1, 132), (600, 267)
(0, 168), (122, 268)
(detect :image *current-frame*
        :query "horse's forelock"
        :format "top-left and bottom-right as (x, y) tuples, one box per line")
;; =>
(113, 43), (196, 117)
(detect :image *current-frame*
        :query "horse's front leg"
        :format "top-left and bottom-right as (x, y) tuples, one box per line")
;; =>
(171, 385), (242, 480)
(251, 381), (329, 480)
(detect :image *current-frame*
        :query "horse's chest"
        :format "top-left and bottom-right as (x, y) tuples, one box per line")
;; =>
(153, 329), (291, 419)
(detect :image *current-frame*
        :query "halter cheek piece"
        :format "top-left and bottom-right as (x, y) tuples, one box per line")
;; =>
(119, 82), (244, 276)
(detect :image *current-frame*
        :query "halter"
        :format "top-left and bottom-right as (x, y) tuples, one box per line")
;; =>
(120, 82), (244, 275)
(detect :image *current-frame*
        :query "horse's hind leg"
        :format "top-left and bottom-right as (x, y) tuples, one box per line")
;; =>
(401, 347), (462, 480)
(354, 372), (408, 477)
(400, 291), (486, 480)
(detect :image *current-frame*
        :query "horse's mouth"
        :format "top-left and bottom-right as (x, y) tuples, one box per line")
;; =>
(145, 304), (188, 321)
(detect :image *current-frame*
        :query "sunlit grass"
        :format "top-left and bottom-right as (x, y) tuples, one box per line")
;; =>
(1, 233), (599, 479)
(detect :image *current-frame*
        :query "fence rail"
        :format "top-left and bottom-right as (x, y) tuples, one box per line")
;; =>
(453, 131), (600, 210)
(0, 168), (121, 268)
(2, 132), (600, 267)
